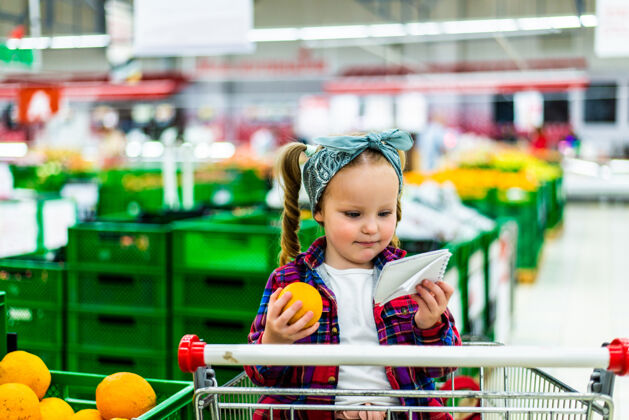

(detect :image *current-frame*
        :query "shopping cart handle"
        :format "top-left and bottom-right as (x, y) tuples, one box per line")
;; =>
(179, 334), (206, 373)
(607, 338), (629, 375)
(178, 335), (629, 375)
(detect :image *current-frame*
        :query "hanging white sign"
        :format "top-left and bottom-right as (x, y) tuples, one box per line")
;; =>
(595, 0), (629, 57)
(134, 0), (254, 57)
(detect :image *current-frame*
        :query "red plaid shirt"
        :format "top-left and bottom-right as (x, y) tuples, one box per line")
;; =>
(245, 237), (461, 420)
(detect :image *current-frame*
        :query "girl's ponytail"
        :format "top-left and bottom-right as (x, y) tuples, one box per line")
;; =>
(390, 149), (406, 248)
(276, 142), (308, 266)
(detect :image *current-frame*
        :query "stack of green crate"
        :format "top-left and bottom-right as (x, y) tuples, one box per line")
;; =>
(461, 188), (496, 218)
(0, 251), (66, 369)
(66, 222), (172, 378)
(170, 210), (321, 383)
(546, 175), (564, 229)
(494, 187), (544, 269)
(97, 167), (270, 217)
(447, 234), (487, 338)
(479, 226), (500, 339)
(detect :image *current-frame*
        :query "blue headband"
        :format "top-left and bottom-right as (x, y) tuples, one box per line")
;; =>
(302, 129), (413, 213)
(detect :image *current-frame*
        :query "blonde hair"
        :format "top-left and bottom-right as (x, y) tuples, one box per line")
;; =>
(276, 143), (406, 266)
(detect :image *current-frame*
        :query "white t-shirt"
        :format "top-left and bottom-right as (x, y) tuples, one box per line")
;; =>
(322, 264), (398, 406)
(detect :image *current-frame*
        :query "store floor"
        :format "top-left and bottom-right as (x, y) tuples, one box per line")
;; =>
(510, 201), (629, 419)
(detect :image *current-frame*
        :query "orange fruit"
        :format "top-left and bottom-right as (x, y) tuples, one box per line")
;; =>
(71, 409), (103, 419)
(278, 282), (322, 327)
(95, 372), (156, 419)
(0, 351), (51, 399)
(0, 383), (41, 419)
(40, 397), (75, 419)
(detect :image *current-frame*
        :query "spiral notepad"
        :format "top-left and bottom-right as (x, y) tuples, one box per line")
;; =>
(374, 249), (452, 305)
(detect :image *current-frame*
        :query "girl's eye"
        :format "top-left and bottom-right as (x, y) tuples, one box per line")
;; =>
(344, 212), (360, 218)
(379, 211), (393, 217)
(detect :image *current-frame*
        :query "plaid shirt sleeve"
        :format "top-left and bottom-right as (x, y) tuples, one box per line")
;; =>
(244, 268), (289, 386)
(413, 307), (461, 378)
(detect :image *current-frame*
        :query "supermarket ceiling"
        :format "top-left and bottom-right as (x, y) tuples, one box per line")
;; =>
(0, 0), (594, 38)
(1, 0), (624, 79)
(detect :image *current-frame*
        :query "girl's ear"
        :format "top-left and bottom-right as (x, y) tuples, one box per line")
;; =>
(314, 210), (323, 224)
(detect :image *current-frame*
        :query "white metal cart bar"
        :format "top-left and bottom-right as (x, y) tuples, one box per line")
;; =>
(179, 334), (629, 374)
(178, 335), (628, 420)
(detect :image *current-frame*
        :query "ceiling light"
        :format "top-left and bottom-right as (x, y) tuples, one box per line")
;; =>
(516, 17), (553, 31)
(300, 25), (369, 40)
(443, 18), (518, 34)
(517, 15), (581, 31)
(580, 14), (597, 27)
(7, 34), (110, 50)
(15, 37), (52, 49)
(249, 27), (299, 42)
(405, 22), (442, 36)
(547, 15), (581, 29)
(369, 24), (407, 38)
(74, 34), (110, 48)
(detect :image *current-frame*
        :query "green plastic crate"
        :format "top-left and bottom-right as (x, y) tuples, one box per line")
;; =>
(0, 253), (65, 305)
(67, 308), (168, 352)
(494, 188), (544, 270)
(7, 301), (63, 347)
(461, 188), (497, 218)
(45, 370), (194, 419)
(172, 271), (266, 314)
(67, 269), (167, 310)
(170, 309), (251, 381)
(445, 235), (488, 337)
(172, 211), (322, 275)
(66, 347), (170, 379)
(480, 227), (500, 337)
(172, 308), (251, 347)
(67, 222), (170, 273)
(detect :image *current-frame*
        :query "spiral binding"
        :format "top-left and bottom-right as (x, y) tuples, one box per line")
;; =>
(436, 249), (452, 283)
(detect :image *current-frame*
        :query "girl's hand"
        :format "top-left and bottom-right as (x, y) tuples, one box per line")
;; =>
(261, 287), (320, 344)
(411, 279), (454, 329)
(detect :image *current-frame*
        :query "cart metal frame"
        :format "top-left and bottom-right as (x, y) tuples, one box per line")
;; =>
(177, 336), (628, 420)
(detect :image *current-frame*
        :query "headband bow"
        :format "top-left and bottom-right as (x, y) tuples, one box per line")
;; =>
(302, 129), (413, 213)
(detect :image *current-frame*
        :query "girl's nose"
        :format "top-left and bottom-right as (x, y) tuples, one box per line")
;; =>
(362, 218), (378, 234)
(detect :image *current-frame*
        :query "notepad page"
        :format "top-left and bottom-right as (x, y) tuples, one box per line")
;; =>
(374, 250), (451, 305)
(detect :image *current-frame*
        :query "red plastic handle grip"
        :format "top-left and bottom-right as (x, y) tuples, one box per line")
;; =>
(178, 334), (206, 373)
(607, 338), (629, 375)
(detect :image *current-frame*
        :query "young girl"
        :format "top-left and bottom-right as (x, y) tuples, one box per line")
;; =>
(245, 129), (461, 420)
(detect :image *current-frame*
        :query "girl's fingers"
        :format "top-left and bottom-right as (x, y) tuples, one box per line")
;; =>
(410, 292), (430, 315)
(267, 288), (284, 318)
(421, 280), (447, 307)
(277, 299), (303, 325)
(288, 310), (314, 333)
(295, 322), (319, 341)
(437, 281), (454, 301)
(271, 289), (293, 319)
(415, 285), (439, 313)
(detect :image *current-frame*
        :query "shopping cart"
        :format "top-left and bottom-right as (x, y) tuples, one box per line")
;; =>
(178, 335), (628, 420)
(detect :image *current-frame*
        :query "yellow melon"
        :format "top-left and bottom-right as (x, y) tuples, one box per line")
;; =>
(0, 351), (51, 399)
(71, 409), (103, 419)
(95, 372), (156, 419)
(0, 382), (41, 419)
(40, 397), (75, 419)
